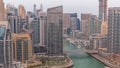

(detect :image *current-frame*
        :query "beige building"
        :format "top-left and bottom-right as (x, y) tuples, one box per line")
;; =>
(101, 21), (108, 35)
(18, 4), (26, 19)
(81, 13), (92, 37)
(39, 12), (47, 46)
(0, 0), (5, 21)
(89, 34), (107, 50)
(63, 13), (70, 34)
(12, 33), (33, 63)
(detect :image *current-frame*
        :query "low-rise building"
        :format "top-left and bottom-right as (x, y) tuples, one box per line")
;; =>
(89, 34), (107, 50)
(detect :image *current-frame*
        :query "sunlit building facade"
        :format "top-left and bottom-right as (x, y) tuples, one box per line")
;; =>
(12, 33), (33, 63)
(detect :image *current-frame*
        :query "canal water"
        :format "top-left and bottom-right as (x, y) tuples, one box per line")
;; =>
(63, 40), (105, 68)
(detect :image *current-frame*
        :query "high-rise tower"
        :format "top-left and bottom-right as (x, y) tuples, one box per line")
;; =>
(99, 0), (108, 35)
(0, 0), (5, 21)
(40, 4), (43, 12)
(0, 22), (12, 68)
(47, 6), (63, 56)
(108, 7), (120, 53)
(18, 5), (26, 19)
(33, 4), (37, 17)
(99, 0), (108, 22)
(39, 12), (47, 46)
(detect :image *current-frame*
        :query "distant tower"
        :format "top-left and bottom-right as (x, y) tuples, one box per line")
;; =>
(18, 5), (26, 19)
(99, 0), (108, 22)
(0, 0), (5, 21)
(40, 4), (43, 12)
(39, 12), (47, 46)
(33, 4), (37, 17)
(99, 0), (108, 35)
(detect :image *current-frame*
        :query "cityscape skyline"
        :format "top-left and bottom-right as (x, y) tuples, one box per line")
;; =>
(1, 0), (120, 68)
(3, 0), (120, 18)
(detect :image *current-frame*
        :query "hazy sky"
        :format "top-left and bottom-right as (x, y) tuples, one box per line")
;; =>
(4, 0), (120, 18)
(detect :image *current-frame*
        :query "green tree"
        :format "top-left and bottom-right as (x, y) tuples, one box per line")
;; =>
(41, 56), (46, 66)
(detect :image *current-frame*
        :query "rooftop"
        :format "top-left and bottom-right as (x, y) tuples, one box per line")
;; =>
(12, 33), (31, 40)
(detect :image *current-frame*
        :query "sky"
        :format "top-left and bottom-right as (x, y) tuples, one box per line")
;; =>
(3, 0), (120, 18)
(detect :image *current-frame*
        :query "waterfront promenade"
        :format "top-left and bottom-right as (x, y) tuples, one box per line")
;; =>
(52, 56), (73, 68)
(38, 56), (73, 68)
(91, 54), (120, 68)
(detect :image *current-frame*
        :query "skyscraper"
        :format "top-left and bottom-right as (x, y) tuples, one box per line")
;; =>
(108, 7), (120, 53)
(0, 1), (12, 67)
(63, 13), (70, 35)
(76, 19), (80, 30)
(99, 0), (108, 22)
(33, 4), (37, 17)
(99, 0), (108, 35)
(89, 15), (99, 35)
(18, 5), (26, 19)
(47, 6), (63, 55)
(29, 18), (40, 45)
(39, 12), (47, 46)
(0, 0), (5, 21)
(40, 4), (43, 12)
(0, 22), (12, 68)
(12, 33), (33, 63)
(81, 13), (92, 38)
(70, 13), (78, 32)
(7, 14), (21, 33)
(6, 4), (18, 16)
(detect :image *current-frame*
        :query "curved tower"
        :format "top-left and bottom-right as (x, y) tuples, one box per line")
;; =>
(0, 0), (5, 21)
